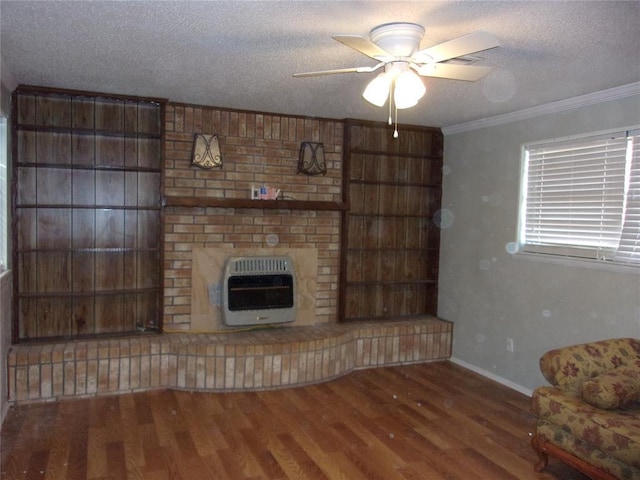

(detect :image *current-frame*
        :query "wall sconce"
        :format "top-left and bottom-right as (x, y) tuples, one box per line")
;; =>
(192, 133), (223, 169)
(298, 142), (326, 176)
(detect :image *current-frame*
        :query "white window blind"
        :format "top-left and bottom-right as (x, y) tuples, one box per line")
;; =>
(615, 132), (640, 263)
(520, 128), (640, 267)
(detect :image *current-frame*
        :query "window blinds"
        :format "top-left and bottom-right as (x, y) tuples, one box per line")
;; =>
(615, 131), (640, 263)
(522, 130), (639, 266)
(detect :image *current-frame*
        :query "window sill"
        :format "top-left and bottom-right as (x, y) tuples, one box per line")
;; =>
(512, 251), (640, 275)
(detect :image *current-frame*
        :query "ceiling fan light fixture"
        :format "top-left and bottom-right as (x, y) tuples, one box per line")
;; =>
(293, 22), (499, 139)
(362, 72), (391, 107)
(369, 22), (425, 56)
(393, 70), (426, 109)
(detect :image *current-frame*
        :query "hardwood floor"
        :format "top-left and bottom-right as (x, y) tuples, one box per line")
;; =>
(1, 361), (589, 480)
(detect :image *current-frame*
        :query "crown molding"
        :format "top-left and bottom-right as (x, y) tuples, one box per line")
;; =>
(442, 82), (640, 136)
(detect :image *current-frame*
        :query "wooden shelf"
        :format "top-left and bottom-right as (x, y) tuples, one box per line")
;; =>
(347, 280), (437, 287)
(15, 124), (162, 139)
(349, 179), (441, 188)
(16, 204), (160, 210)
(347, 247), (439, 253)
(347, 212), (435, 219)
(16, 247), (159, 254)
(164, 196), (348, 211)
(348, 148), (442, 160)
(16, 287), (160, 298)
(17, 162), (161, 173)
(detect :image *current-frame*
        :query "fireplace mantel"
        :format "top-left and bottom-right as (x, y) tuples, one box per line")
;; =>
(164, 196), (348, 211)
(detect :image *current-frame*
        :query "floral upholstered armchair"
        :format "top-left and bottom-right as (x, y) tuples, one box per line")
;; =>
(531, 338), (640, 480)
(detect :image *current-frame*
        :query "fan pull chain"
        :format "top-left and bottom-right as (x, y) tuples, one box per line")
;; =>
(389, 81), (398, 138)
(393, 106), (399, 138)
(388, 84), (393, 125)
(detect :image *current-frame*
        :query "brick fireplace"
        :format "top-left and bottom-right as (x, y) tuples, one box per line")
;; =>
(162, 104), (344, 331)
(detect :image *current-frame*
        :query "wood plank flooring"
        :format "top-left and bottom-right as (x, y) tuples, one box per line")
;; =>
(1, 361), (589, 480)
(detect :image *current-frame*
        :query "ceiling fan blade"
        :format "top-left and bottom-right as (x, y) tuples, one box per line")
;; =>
(415, 31), (499, 63)
(293, 63), (384, 78)
(416, 63), (492, 81)
(332, 35), (391, 60)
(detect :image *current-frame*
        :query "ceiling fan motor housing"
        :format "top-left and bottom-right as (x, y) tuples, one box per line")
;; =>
(369, 22), (425, 57)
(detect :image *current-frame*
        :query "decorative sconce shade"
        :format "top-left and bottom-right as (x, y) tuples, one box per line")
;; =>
(362, 72), (391, 107)
(298, 142), (327, 176)
(394, 70), (426, 109)
(192, 133), (223, 169)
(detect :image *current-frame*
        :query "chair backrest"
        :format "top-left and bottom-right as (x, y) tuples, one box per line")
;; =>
(540, 338), (640, 394)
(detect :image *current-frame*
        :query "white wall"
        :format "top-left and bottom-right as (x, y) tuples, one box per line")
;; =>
(438, 91), (640, 394)
(1, 56), (16, 424)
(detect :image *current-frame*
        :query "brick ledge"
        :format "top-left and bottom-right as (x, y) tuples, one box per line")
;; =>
(8, 317), (452, 403)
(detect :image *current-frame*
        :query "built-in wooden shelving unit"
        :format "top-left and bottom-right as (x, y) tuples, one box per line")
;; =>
(12, 86), (166, 342)
(340, 119), (443, 322)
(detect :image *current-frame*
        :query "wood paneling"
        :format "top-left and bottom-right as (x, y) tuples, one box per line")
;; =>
(341, 120), (443, 322)
(12, 87), (165, 341)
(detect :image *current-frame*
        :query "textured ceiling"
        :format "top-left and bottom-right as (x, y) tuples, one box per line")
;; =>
(1, 1), (639, 128)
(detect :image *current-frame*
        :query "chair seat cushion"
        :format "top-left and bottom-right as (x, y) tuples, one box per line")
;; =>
(536, 421), (639, 480)
(532, 386), (640, 468)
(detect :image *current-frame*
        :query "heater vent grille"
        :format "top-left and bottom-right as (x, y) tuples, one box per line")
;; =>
(229, 256), (291, 275)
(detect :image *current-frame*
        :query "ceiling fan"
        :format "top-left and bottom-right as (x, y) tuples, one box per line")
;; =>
(294, 22), (500, 136)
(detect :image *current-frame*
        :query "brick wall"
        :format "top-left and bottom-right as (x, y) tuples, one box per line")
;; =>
(163, 104), (344, 330)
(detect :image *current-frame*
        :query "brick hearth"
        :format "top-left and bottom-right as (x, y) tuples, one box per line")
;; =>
(8, 317), (451, 404)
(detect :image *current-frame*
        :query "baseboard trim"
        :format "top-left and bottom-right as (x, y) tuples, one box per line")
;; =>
(449, 356), (533, 397)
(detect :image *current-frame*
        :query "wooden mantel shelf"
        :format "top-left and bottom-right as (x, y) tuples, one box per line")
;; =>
(163, 196), (348, 211)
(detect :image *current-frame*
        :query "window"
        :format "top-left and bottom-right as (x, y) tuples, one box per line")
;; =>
(0, 114), (7, 271)
(519, 127), (640, 268)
